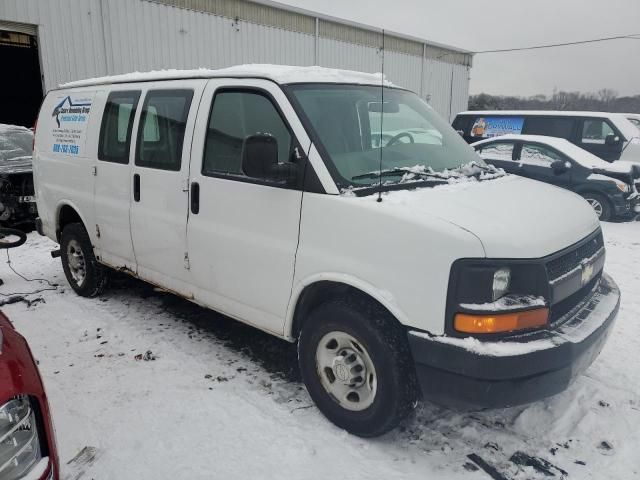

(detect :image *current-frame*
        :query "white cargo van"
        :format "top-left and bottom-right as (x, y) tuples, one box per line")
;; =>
(34, 65), (620, 437)
(453, 110), (640, 163)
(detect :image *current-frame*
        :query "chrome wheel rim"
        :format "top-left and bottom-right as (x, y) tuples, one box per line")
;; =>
(315, 331), (377, 411)
(586, 198), (603, 218)
(67, 239), (87, 286)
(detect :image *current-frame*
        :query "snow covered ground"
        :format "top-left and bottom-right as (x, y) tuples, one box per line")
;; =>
(1, 224), (639, 480)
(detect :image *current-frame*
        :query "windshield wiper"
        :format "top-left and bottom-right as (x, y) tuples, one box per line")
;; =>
(352, 167), (449, 182)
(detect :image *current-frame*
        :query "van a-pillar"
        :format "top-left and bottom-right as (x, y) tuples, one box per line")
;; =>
(0, 29), (43, 128)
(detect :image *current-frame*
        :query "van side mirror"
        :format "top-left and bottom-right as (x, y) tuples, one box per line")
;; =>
(242, 134), (299, 184)
(551, 160), (571, 174)
(605, 133), (621, 146)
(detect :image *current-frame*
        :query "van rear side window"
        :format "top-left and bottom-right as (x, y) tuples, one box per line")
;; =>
(523, 117), (575, 140)
(136, 90), (193, 171)
(98, 91), (141, 163)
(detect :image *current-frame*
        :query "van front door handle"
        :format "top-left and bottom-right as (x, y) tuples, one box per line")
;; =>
(191, 182), (200, 214)
(133, 174), (140, 202)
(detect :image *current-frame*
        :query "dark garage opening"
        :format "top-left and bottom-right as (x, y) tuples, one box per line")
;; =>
(0, 29), (43, 128)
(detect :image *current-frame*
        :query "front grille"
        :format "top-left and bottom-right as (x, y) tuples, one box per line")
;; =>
(549, 273), (601, 324)
(546, 231), (604, 282)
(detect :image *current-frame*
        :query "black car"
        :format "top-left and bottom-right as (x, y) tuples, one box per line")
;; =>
(472, 134), (640, 221)
(0, 124), (37, 227)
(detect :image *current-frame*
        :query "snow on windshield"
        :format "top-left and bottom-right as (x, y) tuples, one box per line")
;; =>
(341, 161), (507, 195)
(0, 124), (33, 161)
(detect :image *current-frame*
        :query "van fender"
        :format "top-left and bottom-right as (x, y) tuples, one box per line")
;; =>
(284, 272), (410, 341)
(55, 199), (93, 242)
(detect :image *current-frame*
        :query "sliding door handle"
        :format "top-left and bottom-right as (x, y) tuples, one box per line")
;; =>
(133, 174), (140, 202)
(191, 182), (200, 214)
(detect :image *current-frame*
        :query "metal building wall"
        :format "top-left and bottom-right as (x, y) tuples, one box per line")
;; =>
(0, 0), (471, 119)
(0, 0), (108, 92)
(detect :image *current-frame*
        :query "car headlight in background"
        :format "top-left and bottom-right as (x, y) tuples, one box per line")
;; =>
(614, 181), (630, 193)
(0, 396), (43, 480)
(492, 267), (511, 301)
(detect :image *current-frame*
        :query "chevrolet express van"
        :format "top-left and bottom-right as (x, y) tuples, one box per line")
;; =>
(453, 110), (640, 163)
(33, 65), (620, 437)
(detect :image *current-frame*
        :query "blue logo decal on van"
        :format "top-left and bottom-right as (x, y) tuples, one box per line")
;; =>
(471, 117), (524, 138)
(52, 96), (92, 128)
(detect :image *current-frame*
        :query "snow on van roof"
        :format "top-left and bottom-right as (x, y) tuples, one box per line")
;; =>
(457, 110), (633, 119)
(60, 64), (395, 89)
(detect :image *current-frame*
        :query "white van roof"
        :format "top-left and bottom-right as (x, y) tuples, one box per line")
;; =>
(457, 110), (640, 141)
(60, 64), (394, 89)
(457, 110), (630, 120)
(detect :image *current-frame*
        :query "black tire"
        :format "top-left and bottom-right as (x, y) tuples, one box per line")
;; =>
(298, 296), (417, 437)
(0, 228), (27, 249)
(581, 193), (612, 221)
(60, 223), (107, 297)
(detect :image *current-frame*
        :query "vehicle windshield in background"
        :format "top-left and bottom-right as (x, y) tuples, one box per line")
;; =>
(0, 124), (34, 162)
(288, 85), (485, 189)
(627, 117), (640, 130)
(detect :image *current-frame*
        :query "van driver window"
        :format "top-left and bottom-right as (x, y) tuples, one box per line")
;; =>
(98, 91), (141, 163)
(135, 90), (193, 171)
(582, 119), (615, 145)
(202, 90), (292, 177)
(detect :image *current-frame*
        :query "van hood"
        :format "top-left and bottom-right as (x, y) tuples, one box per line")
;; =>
(375, 175), (600, 258)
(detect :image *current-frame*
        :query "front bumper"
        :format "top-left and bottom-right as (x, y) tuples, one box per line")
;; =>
(616, 191), (640, 218)
(408, 273), (620, 409)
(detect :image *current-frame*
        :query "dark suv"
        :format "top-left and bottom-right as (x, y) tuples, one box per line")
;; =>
(472, 135), (640, 221)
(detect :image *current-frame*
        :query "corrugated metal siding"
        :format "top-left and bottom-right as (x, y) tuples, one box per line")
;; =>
(318, 20), (423, 57)
(0, 0), (470, 119)
(103, 0), (314, 73)
(149, 0), (315, 34)
(450, 64), (471, 119)
(318, 38), (381, 76)
(0, 0), (108, 92)
(423, 60), (454, 120)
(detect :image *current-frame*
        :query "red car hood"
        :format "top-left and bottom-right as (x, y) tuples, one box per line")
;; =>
(0, 311), (59, 480)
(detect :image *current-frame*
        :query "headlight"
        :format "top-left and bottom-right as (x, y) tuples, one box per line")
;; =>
(0, 397), (43, 480)
(615, 182), (630, 193)
(447, 259), (549, 336)
(492, 267), (511, 301)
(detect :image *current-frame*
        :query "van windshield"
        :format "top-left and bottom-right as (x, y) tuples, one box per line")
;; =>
(288, 84), (485, 190)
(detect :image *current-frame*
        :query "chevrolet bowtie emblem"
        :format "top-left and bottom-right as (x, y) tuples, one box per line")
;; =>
(581, 262), (595, 286)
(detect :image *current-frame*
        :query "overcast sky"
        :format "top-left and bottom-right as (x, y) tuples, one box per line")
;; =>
(280, 0), (640, 98)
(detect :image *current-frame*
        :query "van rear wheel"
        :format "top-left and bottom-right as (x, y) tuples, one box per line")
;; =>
(60, 223), (107, 297)
(298, 297), (417, 437)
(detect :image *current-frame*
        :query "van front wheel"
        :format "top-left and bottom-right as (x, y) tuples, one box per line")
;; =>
(298, 297), (417, 437)
(60, 223), (107, 297)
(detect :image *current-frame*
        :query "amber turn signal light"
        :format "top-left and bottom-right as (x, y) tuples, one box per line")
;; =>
(454, 308), (549, 334)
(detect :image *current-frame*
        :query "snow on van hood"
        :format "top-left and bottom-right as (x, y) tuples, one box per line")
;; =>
(363, 174), (599, 258)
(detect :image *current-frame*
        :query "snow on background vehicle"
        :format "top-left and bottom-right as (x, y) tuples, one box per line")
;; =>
(0, 124), (37, 227)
